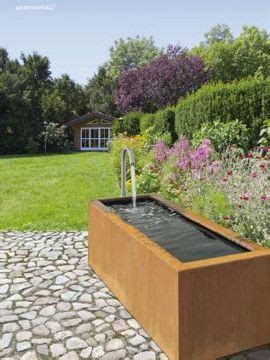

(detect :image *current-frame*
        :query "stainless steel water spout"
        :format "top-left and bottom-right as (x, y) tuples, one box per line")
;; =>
(121, 146), (137, 208)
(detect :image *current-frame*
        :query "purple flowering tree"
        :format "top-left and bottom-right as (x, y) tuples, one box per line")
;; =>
(115, 45), (208, 114)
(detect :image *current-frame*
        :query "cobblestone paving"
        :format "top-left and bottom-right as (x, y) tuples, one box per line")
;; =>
(0, 232), (269, 360)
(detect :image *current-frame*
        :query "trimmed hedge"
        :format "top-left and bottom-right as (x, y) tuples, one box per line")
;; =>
(175, 77), (270, 141)
(139, 113), (156, 132)
(113, 78), (270, 146)
(140, 107), (177, 142)
(112, 111), (142, 136)
(113, 107), (177, 142)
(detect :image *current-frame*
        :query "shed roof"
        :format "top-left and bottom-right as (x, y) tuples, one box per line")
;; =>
(68, 112), (115, 126)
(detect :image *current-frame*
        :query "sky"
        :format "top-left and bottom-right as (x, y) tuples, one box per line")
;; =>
(1, 0), (269, 84)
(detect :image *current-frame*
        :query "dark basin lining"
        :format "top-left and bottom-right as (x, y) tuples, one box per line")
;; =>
(102, 197), (249, 263)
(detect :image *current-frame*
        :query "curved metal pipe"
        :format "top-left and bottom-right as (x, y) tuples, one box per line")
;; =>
(121, 146), (137, 208)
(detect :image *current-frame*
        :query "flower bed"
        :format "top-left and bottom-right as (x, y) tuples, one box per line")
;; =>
(111, 135), (269, 247)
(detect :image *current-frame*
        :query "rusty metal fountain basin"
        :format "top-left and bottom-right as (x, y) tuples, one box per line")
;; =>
(88, 194), (270, 360)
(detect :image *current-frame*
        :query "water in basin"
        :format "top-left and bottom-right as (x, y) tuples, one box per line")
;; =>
(106, 199), (248, 263)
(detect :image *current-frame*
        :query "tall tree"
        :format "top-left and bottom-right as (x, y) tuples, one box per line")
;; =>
(202, 24), (234, 46)
(192, 25), (270, 82)
(0, 48), (8, 72)
(232, 26), (270, 79)
(0, 70), (33, 154)
(85, 65), (117, 115)
(42, 75), (86, 125)
(19, 52), (52, 136)
(53, 74), (87, 123)
(115, 46), (208, 114)
(107, 36), (161, 78)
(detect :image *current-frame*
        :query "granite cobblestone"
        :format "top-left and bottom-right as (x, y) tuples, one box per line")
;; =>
(0, 231), (269, 359)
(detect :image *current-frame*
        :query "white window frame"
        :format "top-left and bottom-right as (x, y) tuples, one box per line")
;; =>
(80, 127), (110, 151)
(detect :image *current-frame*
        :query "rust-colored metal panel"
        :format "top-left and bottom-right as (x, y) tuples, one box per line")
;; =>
(89, 200), (180, 360)
(88, 195), (270, 360)
(179, 254), (270, 359)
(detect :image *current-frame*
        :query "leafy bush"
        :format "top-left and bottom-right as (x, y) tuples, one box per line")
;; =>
(156, 108), (178, 142)
(137, 166), (160, 194)
(175, 77), (270, 144)
(183, 183), (231, 224)
(39, 122), (71, 153)
(140, 107), (177, 143)
(141, 127), (172, 151)
(25, 136), (39, 154)
(192, 119), (249, 152)
(258, 119), (270, 146)
(112, 111), (142, 136)
(140, 113), (156, 133)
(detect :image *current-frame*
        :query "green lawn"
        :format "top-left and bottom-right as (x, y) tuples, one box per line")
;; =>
(0, 153), (119, 231)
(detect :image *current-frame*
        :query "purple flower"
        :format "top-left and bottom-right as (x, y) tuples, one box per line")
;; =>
(169, 137), (190, 156)
(154, 137), (213, 177)
(178, 159), (189, 171)
(154, 141), (169, 162)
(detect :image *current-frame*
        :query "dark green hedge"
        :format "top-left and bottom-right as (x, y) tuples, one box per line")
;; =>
(175, 77), (270, 140)
(140, 107), (177, 142)
(113, 107), (177, 141)
(139, 113), (156, 132)
(113, 111), (142, 136)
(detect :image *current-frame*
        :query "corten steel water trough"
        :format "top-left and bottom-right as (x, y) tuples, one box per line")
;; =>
(88, 194), (270, 360)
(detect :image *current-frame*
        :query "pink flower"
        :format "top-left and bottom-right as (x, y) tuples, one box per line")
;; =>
(240, 194), (250, 201)
(251, 172), (257, 178)
(261, 195), (267, 201)
(207, 161), (221, 173)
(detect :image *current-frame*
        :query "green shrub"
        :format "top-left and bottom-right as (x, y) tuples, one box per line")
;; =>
(39, 122), (71, 153)
(113, 111), (142, 136)
(25, 136), (40, 154)
(141, 127), (172, 151)
(140, 113), (156, 132)
(140, 107), (177, 143)
(137, 168), (159, 194)
(258, 118), (270, 146)
(155, 108), (177, 142)
(184, 183), (231, 225)
(192, 119), (249, 152)
(175, 77), (270, 144)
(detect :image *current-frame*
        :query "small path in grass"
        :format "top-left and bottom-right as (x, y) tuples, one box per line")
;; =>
(0, 232), (269, 360)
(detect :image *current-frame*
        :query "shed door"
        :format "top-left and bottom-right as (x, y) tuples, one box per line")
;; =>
(100, 128), (110, 149)
(90, 128), (99, 149)
(80, 127), (110, 150)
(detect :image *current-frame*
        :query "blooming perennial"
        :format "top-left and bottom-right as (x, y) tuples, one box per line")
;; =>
(152, 139), (269, 246)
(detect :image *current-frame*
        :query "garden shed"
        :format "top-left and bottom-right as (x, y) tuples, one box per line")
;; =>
(68, 112), (115, 151)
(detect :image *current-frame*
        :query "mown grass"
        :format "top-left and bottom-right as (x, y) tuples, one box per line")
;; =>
(0, 153), (119, 230)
